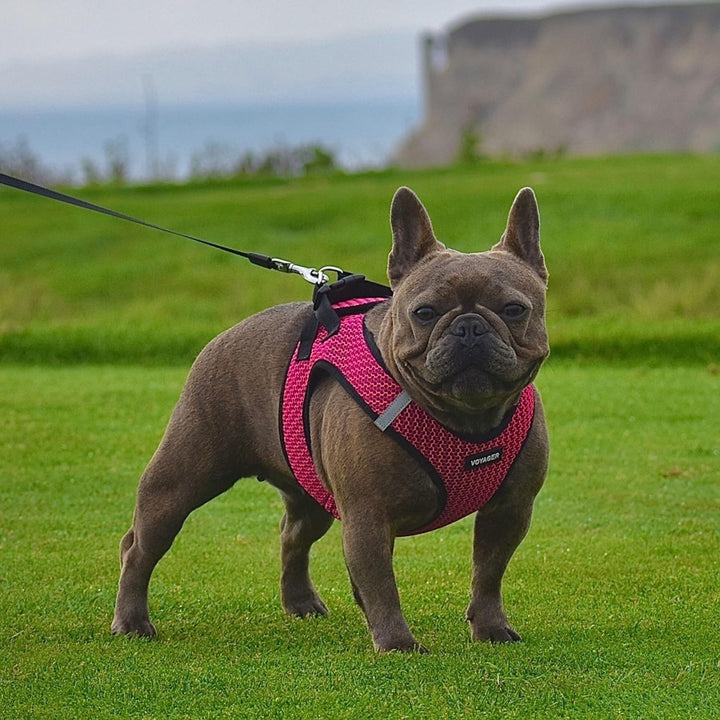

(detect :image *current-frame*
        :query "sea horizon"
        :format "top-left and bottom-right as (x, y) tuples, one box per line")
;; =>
(0, 97), (421, 184)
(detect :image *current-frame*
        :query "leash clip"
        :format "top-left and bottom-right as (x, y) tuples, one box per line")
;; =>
(271, 258), (344, 286)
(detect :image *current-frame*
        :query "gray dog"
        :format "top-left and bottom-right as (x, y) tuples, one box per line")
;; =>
(112, 186), (549, 652)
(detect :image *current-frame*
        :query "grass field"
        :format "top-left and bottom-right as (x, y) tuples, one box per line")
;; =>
(2, 154), (720, 363)
(1, 156), (719, 718)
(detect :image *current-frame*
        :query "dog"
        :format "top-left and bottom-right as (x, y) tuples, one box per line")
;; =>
(111, 186), (549, 652)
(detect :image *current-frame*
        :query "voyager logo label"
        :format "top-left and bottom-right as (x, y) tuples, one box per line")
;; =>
(464, 447), (503, 471)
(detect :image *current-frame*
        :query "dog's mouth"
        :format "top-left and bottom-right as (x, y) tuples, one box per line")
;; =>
(402, 335), (539, 410)
(425, 333), (518, 382)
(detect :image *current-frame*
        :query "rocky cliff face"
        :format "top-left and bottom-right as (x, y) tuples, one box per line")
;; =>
(395, 3), (720, 166)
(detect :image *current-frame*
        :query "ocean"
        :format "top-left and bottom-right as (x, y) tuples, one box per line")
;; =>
(0, 98), (421, 184)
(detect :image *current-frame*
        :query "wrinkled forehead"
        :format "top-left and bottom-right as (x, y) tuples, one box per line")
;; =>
(404, 250), (543, 305)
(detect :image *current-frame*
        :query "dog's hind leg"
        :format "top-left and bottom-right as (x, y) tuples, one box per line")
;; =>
(111, 310), (309, 637)
(278, 488), (334, 617)
(111, 402), (245, 637)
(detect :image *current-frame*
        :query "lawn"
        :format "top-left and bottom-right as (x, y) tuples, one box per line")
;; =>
(1, 363), (717, 718)
(1, 156), (719, 718)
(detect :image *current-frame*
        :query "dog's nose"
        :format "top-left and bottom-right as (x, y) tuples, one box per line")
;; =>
(451, 314), (490, 347)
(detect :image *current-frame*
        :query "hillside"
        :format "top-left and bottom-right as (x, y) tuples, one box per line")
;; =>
(1, 155), (719, 364)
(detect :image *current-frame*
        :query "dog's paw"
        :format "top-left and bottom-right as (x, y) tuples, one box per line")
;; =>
(467, 605), (522, 643)
(283, 594), (329, 618)
(472, 624), (522, 643)
(373, 632), (429, 654)
(468, 618), (522, 643)
(111, 616), (157, 638)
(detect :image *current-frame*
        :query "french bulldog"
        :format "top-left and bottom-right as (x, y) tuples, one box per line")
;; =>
(111, 186), (549, 652)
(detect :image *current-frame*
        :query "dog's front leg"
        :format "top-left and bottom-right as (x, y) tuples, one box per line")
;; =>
(465, 502), (534, 643)
(341, 518), (426, 653)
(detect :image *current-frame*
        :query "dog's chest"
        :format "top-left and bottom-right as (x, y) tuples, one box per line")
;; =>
(280, 301), (536, 536)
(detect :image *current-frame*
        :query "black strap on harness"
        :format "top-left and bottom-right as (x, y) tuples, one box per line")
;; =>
(297, 274), (393, 360)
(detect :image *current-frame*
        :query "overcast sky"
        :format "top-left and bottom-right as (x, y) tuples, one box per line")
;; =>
(1, 0), (695, 109)
(1, 0), (668, 65)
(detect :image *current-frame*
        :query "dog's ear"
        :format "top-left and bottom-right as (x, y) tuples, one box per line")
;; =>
(494, 187), (548, 285)
(388, 187), (445, 289)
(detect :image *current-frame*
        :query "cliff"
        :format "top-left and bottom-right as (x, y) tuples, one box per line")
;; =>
(394, 3), (720, 165)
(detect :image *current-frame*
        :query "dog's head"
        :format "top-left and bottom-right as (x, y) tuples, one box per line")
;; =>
(378, 187), (549, 429)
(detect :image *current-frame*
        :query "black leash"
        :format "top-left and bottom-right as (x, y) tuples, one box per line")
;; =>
(0, 171), (343, 285)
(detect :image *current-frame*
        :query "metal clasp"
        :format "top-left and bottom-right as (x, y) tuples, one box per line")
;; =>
(270, 258), (344, 286)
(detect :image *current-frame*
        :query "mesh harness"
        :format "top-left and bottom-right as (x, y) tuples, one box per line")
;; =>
(280, 275), (536, 536)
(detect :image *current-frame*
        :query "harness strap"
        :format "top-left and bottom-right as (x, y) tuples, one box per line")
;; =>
(281, 300), (536, 536)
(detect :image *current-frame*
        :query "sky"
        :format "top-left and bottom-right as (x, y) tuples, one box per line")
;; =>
(0, 0), (667, 65)
(0, 0), (697, 109)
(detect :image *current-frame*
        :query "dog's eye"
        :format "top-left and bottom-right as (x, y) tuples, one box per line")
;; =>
(413, 306), (437, 323)
(500, 303), (528, 320)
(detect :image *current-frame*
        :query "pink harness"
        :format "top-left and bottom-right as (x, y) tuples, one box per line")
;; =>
(280, 297), (535, 536)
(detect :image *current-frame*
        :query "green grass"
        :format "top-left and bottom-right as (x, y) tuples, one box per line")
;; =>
(1, 363), (718, 718)
(1, 156), (719, 717)
(2, 154), (720, 363)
